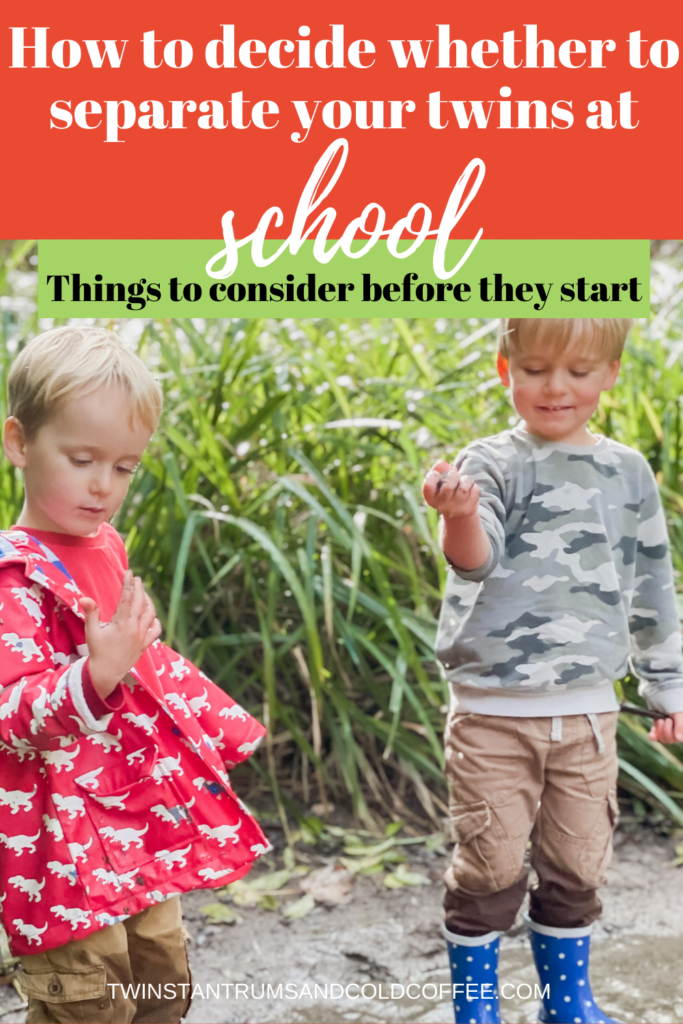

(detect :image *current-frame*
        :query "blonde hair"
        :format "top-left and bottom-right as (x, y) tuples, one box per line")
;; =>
(7, 327), (163, 440)
(498, 318), (633, 362)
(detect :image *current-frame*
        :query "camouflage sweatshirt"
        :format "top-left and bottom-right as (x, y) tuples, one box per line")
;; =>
(436, 427), (683, 716)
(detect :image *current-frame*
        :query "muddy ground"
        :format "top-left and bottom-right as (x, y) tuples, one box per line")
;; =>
(2, 827), (682, 1024)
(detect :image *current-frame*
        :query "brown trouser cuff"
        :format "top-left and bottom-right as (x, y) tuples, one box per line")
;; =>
(445, 877), (601, 935)
(529, 879), (602, 930)
(444, 876), (529, 936)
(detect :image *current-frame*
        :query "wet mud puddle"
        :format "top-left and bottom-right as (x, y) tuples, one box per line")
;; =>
(243, 935), (683, 1024)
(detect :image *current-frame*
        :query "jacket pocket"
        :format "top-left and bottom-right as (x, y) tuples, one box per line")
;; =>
(76, 746), (198, 876)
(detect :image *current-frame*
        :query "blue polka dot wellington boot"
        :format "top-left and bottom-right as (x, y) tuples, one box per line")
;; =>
(527, 920), (620, 1023)
(444, 927), (501, 1023)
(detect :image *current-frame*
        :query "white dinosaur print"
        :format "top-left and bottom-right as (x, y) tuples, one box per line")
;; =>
(10, 586), (44, 625)
(40, 745), (80, 772)
(92, 868), (122, 889)
(150, 797), (195, 828)
(29, 685), (54, 735)
(122, 673), (140, 692)
(125, 746), (147, 765)
(186, 688), (211, 715)
(152, 753), (183, 783)
(203, 730), (225, 751)
(50, 905), (92, 931)
(198, 821), (242, 847)
(250, 843), (272, 855)
(74, 766), (104, 790)
(155, 845), (192, 869)
(122, 711), (159, 736)
(181, 735), (202, 756)
(49, 673), (69, 709)
(165, 693), (192, 719)
(219, 703), (248, 722)
(192, 776), (224, 796)
(69, 712), (113, 735)
(198, 866), (234, 880)
(2, 633), (44, 664)
(8, 732), (37, 761)
(67, 837), (93, 862)
(145, 889), (180, 903)
(87, 729), (123, 752)
(91, 791), (130, 811)
(0, 831), (41, 855)
(115, 869), (139, 890)
(0, 784), (37, 814)
(47, 861), (78, 886)
(0, 679), (27, 720)
(92, 867), (137, 892)
(12, 919), (47, 945)
(45, 642), (72, 668)
(8, 875), (45, 902)
(98, 824), (149, 850)
(42, 814), (64, 842)
(237, 738), (262, 755)
(51, 794), (85, 820)
(170, 658), (191, 682)
(95, 911), (130, 926)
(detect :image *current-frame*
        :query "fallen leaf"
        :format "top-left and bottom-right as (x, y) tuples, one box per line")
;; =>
(299, 863), (355, 905)
(282, 893), (316, 919)
(342, 838), (396, 857)
(200, 903), (243, 925)
(283, 847), (296, 870)
(257, 894), (279, 911)
(384, 865), (431, 888)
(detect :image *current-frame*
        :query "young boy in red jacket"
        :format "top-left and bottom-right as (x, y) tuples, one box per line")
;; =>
(0, 326), (268, 1023)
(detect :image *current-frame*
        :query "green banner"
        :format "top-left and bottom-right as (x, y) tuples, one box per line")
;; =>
(38, 239), (649, 318)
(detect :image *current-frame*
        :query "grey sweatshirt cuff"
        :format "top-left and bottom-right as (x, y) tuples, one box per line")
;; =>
(643, 686), (683, 715)
(447, 507), (501, 583)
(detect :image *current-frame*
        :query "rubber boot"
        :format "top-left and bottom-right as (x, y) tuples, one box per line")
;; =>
(528, 919), (619, 1023)
(444, 927), (501, 1023)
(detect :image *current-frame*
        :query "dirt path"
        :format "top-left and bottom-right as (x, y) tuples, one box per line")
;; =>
(1, 831), (681, 1023)
(179, 830), (683, 1024)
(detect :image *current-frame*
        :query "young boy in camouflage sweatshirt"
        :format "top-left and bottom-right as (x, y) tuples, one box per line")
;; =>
(423, 318), (683, 1024)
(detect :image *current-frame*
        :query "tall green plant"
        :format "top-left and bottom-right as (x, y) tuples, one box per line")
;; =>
(2, 242), (683, 827)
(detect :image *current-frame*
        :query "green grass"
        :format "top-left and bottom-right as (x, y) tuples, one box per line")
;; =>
(3, 239), (683, 830)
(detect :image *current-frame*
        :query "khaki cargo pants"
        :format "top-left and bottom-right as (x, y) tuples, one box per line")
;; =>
(19, 897), (191, 1024)
(444, 711), (619, 935)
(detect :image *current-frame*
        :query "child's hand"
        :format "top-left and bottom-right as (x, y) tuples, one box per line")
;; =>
(649, 711), (683, 745)
(423, 460), (480, 518)
(80, 571), (162, 699)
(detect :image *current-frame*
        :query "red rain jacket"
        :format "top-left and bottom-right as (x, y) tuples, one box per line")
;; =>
(0, 528), (268, 955)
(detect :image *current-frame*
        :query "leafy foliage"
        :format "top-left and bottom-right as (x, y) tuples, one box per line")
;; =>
(2, 240), (683, 828)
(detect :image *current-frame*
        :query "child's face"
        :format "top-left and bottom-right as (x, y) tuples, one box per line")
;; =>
(498, 340), (620, 445)
(3, 385), (152, 536)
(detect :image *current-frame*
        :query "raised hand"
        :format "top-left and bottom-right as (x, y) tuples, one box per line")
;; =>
(80, 570), (162, 699)
(423, 460), (481, 519)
